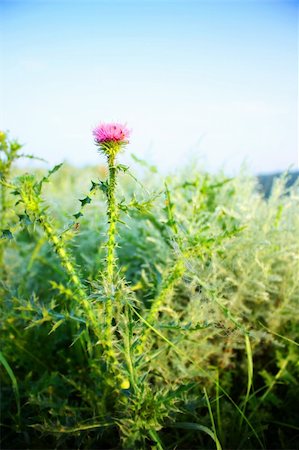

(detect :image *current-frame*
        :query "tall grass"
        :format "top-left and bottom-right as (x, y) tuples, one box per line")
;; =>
(1, 132), (298, 449)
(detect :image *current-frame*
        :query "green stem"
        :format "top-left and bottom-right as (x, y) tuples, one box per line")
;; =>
(1, 182), (6, 229)
(106, 153), (117, 288)
(103, 152), (119, 368)
(0, 170), (8, 275)
(39, 214), (86, 300)
(37, 213), (99, 360)
(38, 215), (100, 329)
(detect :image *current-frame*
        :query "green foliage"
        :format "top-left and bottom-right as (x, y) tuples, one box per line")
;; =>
(0, 135), (298, 449)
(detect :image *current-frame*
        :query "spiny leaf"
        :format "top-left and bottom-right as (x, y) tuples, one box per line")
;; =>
(47, 163), (64, 177)
(99, 180), (109, 194)
(79, 196), (92, 207)
(50, 280), (74, 298)
(90, 180), (101, 191)
(116, 163), (129, 173)
(73, 212), (83, 219)
(48, 319), (65, 334)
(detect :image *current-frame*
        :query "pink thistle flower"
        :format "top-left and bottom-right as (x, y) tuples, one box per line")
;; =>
(93, 122), (131, 145)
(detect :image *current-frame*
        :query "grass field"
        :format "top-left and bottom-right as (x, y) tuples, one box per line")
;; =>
(1, 131), (299, 449)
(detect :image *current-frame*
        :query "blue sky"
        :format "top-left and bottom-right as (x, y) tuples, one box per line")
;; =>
(0, 0), (298, 174)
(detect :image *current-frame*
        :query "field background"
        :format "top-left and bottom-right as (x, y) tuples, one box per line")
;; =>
(1, 148), (299, 449)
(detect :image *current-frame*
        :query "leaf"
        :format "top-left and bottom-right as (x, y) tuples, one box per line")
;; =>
(204, 388), (222, 450)
(116, 163), (129, 173)
(36, 163), (63, 193)
(31, 420), (114, 433)
(73, 212), (83, 219)
(245, 335), (253, 404)
(118, 199), (128, 213)
(18, 213), (32, 226)
(1, 229), (13, 240)
(0, 351), (20, 419)
(50, 280), (73, 298)
(90, 180), (100, 191)
(158, 383), (197, 403)
(209, 178), (233, 189)
(79, 196), (92, 207)
(47, 162), (64, 177)
(99, 180), (109, 194)
(48, 319), (65, 334)
(170, 422), (222, 450)
(148, 429), (164, 450)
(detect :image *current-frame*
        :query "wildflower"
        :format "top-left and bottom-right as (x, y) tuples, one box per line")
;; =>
(93, 123), (130, 156)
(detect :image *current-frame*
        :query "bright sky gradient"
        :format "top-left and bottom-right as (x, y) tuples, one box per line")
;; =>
(0, 0), (298, 174)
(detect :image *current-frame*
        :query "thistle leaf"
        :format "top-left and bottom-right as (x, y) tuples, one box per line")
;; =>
(79, 196), (92, 207)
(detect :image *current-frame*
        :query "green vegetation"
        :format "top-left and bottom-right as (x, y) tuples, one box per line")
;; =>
(1, 132), (299, 449)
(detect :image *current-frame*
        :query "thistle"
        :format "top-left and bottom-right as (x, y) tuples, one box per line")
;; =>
(93, 123), (130, 285)
(93, 122), (131, 366)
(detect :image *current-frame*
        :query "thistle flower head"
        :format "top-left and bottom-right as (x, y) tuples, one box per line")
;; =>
(93, 122), (130, 157)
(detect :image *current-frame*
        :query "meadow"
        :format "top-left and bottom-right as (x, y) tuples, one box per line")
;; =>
(1, 130), (298, 450)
